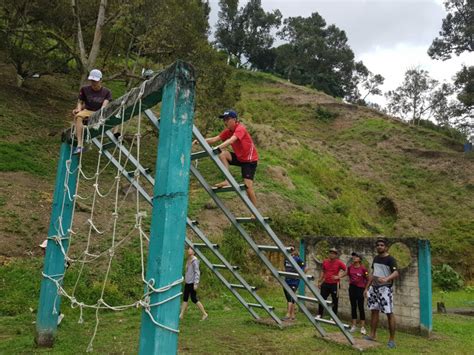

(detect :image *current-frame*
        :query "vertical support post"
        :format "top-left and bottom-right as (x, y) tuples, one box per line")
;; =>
(36, 142), (79, 346)
(298, 239), (305, 295)
(418, 239), (432, 336)
(138, 62), (195, 355)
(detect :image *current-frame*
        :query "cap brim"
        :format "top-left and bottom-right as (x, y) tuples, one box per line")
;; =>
(88, 76), (101, 81)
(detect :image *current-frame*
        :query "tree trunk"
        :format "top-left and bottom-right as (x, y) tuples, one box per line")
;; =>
(71, 0), (108, 86)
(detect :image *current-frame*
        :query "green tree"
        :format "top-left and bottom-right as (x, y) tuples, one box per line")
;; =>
(276, 13), (358, 98)
(386, 68), (438, 125)
(428, 0), (473, 60)
(215, 0), (281, 67)
(346, 61), (385, 105)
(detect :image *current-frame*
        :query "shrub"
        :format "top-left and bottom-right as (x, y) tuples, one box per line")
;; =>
(432, 264), (464, 291)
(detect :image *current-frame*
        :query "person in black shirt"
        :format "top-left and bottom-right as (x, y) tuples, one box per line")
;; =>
(364, 238), (399, 349)
(72, 69), (112, 155)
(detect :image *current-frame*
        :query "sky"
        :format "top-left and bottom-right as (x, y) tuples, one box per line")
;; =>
(207, 0), (473, 105)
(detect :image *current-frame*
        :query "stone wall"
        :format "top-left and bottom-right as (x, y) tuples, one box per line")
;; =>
(303, 236), (423, 333)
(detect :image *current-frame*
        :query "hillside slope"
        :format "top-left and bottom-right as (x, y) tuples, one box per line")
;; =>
(0, 65), (472, 277)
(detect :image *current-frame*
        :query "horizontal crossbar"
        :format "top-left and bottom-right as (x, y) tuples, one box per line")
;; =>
(278, 271), (314, 280)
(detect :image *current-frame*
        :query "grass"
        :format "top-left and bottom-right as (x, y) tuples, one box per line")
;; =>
(1, 273), (473, 354)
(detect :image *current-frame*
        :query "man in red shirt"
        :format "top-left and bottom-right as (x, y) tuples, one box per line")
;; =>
(317, 247), (346, 318)
(199, 110), (259, 205)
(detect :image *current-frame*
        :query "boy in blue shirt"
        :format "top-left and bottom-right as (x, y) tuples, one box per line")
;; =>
(283, 244), (307, 321)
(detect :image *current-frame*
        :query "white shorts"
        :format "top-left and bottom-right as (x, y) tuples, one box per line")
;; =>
(367, 285), (393, 314)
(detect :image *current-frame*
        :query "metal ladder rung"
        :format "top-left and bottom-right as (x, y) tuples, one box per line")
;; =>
(193, 242), (219, 249)
(257, 245), (292, 252)
(101, 141), (116, 150)
(278, 271), (314, 280)
(191, 147), (221, 160)
(127, 168), (152, 177)
(236, 217), (271, 224)
(212, 264), (239, 270)
(212, 184), (246, 193)
(315, 317), (350, 328)
(230, 283), (257, 291)
(297, 295), (332, 304)
(248, 303), (274, 310)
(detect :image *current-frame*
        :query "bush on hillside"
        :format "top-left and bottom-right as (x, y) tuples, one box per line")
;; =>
(432, 264), (464, 291)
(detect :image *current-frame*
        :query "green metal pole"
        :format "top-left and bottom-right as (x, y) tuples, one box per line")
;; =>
(418, 239), (432, 336)
(298, 239), (305, 295)
(138, 62), (195, 355)
(36, 142), (79, 347)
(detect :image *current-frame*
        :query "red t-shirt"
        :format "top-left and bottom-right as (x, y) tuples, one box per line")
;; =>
(219, 123), (258, 162)
(322, 259), (347, 284)
(347, 264), (368, 288)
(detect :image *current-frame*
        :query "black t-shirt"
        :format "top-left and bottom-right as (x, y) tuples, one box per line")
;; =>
(371, 255), (397, 287)
(79, 85), (112, 111)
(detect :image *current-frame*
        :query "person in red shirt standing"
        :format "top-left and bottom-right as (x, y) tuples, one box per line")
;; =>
(199, 110), (259, 205)
(343, 252), (368, 334)
(316, 247), (346, 318)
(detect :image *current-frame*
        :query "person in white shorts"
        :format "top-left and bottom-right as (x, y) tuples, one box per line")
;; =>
(364, 238), (399, 349)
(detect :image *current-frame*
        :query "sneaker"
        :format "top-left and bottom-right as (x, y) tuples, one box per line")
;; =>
(349, 325), (357, 333)
(113, 132), (121, 139)
(360, 327), (367, 335)
(315, 314), (322, 319)
(73, 146), (87, 155)
(282, 316), (291, 321)
(57, 313), (65, 325)
(200, 314), (208, 321)
(364, 335), (376, 342)
(387, 340), (396, 349)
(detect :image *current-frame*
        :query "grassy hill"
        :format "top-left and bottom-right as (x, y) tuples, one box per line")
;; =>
(0, 63), (473, 278)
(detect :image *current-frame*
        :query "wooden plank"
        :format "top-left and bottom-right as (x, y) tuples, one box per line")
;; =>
(35, 143), (79, 346)
(138, 62), (195, 355)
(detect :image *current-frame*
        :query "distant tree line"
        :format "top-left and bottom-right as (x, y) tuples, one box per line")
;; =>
(0, 0), (471, 136)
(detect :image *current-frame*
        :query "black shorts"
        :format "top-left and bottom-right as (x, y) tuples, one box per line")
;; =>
(229, 152), (258, 180)
(283, 284), (298, 303)
(183, 283), (198, 303)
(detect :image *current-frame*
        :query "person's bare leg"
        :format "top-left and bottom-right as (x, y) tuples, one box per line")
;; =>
(244, 178), (257, 205)
(369, 310), (379, 339)
(215, 151), (232, 187)
(196, 301), (208, 320)
(75, 115), (84, 147)
(179, 302), (188, 319)
(387, 313), (396, 341)
(290, 303), (296, 319)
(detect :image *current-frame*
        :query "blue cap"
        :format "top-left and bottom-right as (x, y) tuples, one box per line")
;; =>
(218, 110), (238, 119)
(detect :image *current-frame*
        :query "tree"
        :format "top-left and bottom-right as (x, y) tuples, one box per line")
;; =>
(346, 61), (385, 105)
(385, 68), (438, 124)
(215, 0), (281, 67)
(428, 0), (474, 60)
(275, 13), (359, 98)
(0, 0), (75, 86)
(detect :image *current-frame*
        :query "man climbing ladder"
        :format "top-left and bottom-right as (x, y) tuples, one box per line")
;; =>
(196, 109), (259, 205)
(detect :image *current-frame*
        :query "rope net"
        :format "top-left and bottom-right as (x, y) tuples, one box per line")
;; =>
(44, 87), (182, 352)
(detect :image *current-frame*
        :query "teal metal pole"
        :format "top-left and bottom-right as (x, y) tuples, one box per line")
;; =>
(138, 63), (195, 355)
(418, 239), (432, 336)
(298, 239), (305, 295)
(36, 142), (79, 346)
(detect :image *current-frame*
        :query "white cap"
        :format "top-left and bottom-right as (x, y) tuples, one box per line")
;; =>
(88, 69), (103, 81)
(39, 239), (48, 249)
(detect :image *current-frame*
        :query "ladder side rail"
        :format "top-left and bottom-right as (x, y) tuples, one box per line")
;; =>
(189, 164), (327, 337)
(190, 125), (354, 344)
